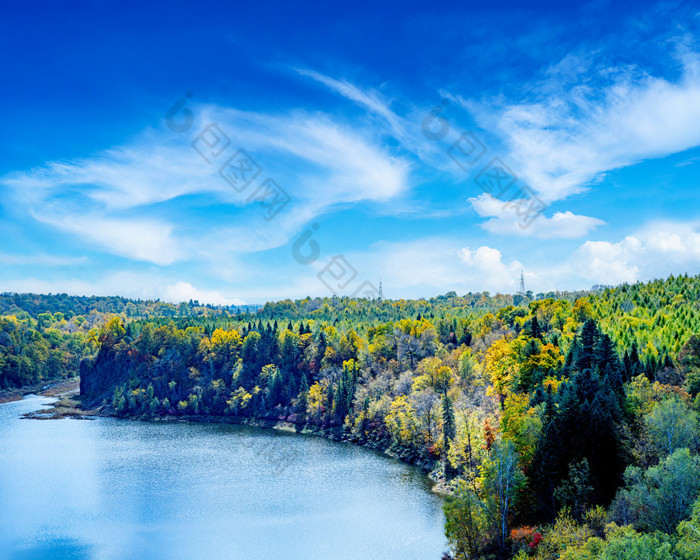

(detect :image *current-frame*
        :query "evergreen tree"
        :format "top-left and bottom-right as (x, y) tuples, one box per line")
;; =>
(572, 319), (599, 372)
(268, 366), (284, 408)
(524, 315), (542, 339)
(442, 393), (456, 454)
(297, 374), (309, 424)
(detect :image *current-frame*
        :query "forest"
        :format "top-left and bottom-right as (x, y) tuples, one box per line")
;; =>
(3, 275), (700, 559)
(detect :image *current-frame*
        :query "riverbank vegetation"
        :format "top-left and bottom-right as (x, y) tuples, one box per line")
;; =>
(0, 313), (87, 390)
(3, 274), (700, 558)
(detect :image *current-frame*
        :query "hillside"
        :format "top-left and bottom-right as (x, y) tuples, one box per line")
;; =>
(4, 275), (700, 558)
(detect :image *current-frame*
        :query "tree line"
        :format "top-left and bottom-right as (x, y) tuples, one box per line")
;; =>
(4, 274), (700, 558)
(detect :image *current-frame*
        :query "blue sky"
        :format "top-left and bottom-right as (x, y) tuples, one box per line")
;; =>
(1, 0), (700, 304)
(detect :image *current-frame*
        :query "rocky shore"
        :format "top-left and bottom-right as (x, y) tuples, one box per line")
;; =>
(0, 378), (80, 404)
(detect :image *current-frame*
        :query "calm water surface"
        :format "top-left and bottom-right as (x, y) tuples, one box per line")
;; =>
(0, 395), (446, 560)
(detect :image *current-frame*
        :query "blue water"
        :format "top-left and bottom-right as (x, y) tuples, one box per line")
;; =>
(0, 395), (446, 560)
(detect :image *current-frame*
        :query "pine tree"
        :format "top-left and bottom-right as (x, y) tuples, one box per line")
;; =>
(297, 373), (309, 425)
(268, 367), (284, 408)
(622, 350), (632, 381)
(442, 393), (456, 454)
(629, 343), (641, 377)
(525, 315), (542, 339)
(573, 320), (599, 372)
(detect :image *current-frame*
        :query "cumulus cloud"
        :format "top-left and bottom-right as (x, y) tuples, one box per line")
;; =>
(323, 238), (525, 298)
(162, 282), (246, 306)
(9, 220), (695, 301)
(469, 193), (605, 238)
(572, 238), (642, 285)
(502, 221), (700, 293)
(457, 245), (523, 291)
(5, 55), (700, 301)
(360, 222), (700, 297)
(571, 222), (700, 285)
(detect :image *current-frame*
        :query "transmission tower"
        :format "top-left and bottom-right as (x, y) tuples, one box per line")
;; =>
(378, 278), (384, 301)
(519, 270), (525, 297)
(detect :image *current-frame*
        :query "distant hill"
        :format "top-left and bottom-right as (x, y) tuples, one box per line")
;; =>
(0, 292), (260, 319)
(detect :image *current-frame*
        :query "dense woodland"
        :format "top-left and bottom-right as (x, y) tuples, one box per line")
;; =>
(3, 275), (700, 559)
(0, 292), (259, 319)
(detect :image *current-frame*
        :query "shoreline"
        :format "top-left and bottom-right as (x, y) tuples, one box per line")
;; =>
(131, 413), (454, 494)
(27, 389), (453, 494)
(0, 378), (81, 405)
(1, 370), (454, 495)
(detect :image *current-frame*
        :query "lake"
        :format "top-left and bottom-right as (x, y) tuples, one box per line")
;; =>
(0, 395), (447, 560)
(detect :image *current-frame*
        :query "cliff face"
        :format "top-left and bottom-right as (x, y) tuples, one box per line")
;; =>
(79, 345), (135, 405)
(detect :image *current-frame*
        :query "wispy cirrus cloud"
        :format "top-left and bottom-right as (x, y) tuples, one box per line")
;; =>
(33, 213), (184, 266)
(296, 68), (406, 138)
(1, 104), (411, 266)
(460, 49), (700, 202)
(200, 105), (409, 205)
(295, 67), (467, 175)
(0, 253), (87, 266)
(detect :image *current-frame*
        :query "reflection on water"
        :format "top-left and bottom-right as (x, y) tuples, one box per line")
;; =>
(0, 395), (446, 560)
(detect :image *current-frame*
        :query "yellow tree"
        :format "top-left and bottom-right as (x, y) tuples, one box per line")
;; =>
(500, 393), (543, 467)
(415, 357), (454, 394)
(516, 339), (563, 390)
(210, 328), (242, 361)
(485, 338), (518, 406)
(307, 380), (328, 423)
(226, 387), (252, 416)
(386, 395), (420, 445)
(572, 298), (594, 324)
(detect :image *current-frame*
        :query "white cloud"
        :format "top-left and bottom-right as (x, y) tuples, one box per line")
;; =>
(463, 51), (700, 201)
(573, 238), (641, 285)
(297, 68), (468, 175)
(312, 238), (525, 298)
(469, 193), (605, 238)
(0, 254), (87, 266)
(571, 222), (700, 285)
(0, 271), (167, 300)
(0, 273), (247, 306)
(676, 155), (700, 167)
(33, 213), (183, 266)
(2, 140), (224, 211)
(457, 245), (523, 291)
(6, 220), (695, 302)
(286, 222), (699, 299)
(202, 106), (409, 205)
(1, 103), (410, 265)
(162, 282), (246, 306)
(348, 222), (700, 298)
(297, 68), (405, 138)
(523, 221), (700, 291)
